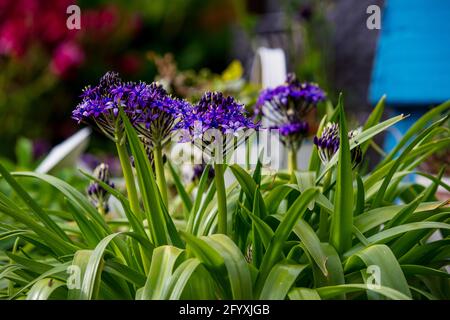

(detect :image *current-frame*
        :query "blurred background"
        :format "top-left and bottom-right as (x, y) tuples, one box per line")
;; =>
(0, 0), (448, 175)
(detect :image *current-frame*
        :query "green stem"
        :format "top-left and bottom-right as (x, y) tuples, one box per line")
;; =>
(245, 136), (251, 171)
(97, 204), (106, 216)
(288, 148), (298, 181)
(153, 143), (168, 207)
(214, 163), (227, 235)
(116, 141), (141, 220)
(318, 170), (332, 241)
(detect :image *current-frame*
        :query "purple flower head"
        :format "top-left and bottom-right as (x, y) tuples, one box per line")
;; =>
(72, 71), (134, 142)
(131, 82), (193, 147)
(176, 92), (259, 162)
(256, 73), (325, 148)
(192, 163), (215, 182)
(179, 91), (258, 137)
(278, 121), (309, 137)
(313, 122), (362, 167)
(87, 163), (115, 214)
(73, 72), (192, 146)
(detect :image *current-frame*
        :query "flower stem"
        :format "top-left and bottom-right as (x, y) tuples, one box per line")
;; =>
(214, 163), (227, 235)
(288, 148), (298, 181)
(153, 142), (168, 207)
(97, 205), (106, 216)
(318, 170), (332, 241)
(116, 141), (141, 220)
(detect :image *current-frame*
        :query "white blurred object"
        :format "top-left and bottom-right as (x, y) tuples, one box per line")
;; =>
(35, 128), (91, 174)
(249, 47), (289, 171)
(251, 47), (287, 88)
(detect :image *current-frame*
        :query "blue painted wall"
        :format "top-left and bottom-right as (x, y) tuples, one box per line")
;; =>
(369, 0), (450, 106)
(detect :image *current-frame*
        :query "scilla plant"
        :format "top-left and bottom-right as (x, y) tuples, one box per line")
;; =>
(0, 71), (449, 300)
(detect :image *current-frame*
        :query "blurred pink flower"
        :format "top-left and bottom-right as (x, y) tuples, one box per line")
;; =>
(0, 19), (28, 56)
(0, 0), (73, 57)
(0, 0), (137, 77)
(82, 5), (119, 37)
(50, 41), (85, 77)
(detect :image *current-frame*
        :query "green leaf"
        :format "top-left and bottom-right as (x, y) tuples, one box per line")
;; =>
(317, 113), (406, 182)
(330, 95), (354, 254)
(76, 232), (153, 300)
(317, 284), (411, 300)
(248, 212), (274, 250)
(12, 171), (111, 247)
(377, 100), (450, 169)
(259, 263), (307, 300)
(181, 231), (227, 294)
(122, 110), (182, 247)
(179, 264), (217, 299)
(390, 214), (450, 257)
(167, 258), (202, 300)
(345, 244), (412, 298)
(5, 252), (52, 275)
(256, 188), (318, 295)
(399, 239), (450, 265)
(103, 260), (146, 287)
(190, 164), (212, 223)
(271, 215), (328, 277)
(295, 171), (316, 210)
(141, 246), (184, 300)
(26, 278), (66, 300)
(288, 288), (321, 300)
(250, 188), (264, 267)
(9, 264), (69, 300)
(189, 181), (216, 235)
(360, 95), (386, 154)
(168, 160), (193, 213)
(0, 192), (75, 255)
(354, 201), (446, 233)
(311, 243), (345, 289)
(385, 194), (424, 228)
(0, 164), (71, 244)
(309, 114), (328, 172)
(354, 173), (365, 216)
(264, 184), (294, 215)
(401, 265), (450, 279)
(293, 220), (328, 276)
(346, 222), (450, 257)
(203, 234), (253, 300)
(230, 164), (267, 217)
(80, 170), (147, 241)
(371, 116), (449, 208)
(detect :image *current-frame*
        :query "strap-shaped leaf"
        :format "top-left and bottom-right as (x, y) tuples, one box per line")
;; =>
(345, 244), (411, 298)
(329, 95), (354, 254)
(122, 110), (182, 247)
(256, 188), (318, 295)
(259, 262), (307, 299)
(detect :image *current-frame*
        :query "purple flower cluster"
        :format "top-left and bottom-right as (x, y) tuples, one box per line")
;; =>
(313, 122), (339, 164)
(87, 163), (115, 213)
(278, 121), (309, 137)
(177, 91), (259, 142)
(256, 73), (325, 149)
(256, 74), (325, 114)
(313, 122), (362, 167)
(72, 71), (121, 124)
(129, 82), (192, 146)
(72, 71), (191, 146)
(192, 163), (215, 182)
